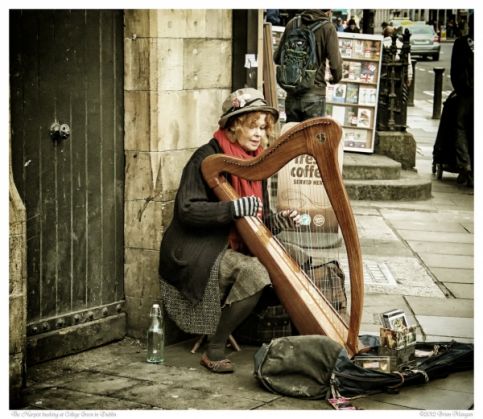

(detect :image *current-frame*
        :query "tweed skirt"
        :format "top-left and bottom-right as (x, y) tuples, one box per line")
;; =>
(160, 249), (271, 335)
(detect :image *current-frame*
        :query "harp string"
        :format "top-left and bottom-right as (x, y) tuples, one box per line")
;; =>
(270, 156), (347, 328)
(316, 143), (348, 322)
(261, 224), (349, 337)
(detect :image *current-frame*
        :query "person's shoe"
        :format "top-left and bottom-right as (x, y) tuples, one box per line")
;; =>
(200, 353), (234, 373)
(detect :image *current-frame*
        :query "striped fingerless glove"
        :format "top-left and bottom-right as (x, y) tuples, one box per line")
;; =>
(232, 196), (261, 218)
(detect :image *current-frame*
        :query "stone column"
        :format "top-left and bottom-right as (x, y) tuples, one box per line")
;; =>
(123, 10), (233, 341)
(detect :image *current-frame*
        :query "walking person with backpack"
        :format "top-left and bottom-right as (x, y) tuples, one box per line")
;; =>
(274, 9), (343, 122)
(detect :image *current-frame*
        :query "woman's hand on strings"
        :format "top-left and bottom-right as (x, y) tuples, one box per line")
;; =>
(232, 196), (263, 218)
(275, 209), (301, 229)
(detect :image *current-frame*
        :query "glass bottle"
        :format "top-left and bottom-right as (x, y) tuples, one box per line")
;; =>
(146, 303), (164, 364)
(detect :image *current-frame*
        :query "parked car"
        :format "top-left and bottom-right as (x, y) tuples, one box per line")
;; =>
(390, 18), (414, 29)
(407, 24), (441, 61)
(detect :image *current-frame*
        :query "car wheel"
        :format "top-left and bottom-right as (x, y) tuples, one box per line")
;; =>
(433, 53), (440, 61)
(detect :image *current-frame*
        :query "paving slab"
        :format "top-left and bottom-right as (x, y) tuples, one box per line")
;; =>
(362, 383), (474, 410)
(120, 363), (277, 404)
(254, 397), (332, 410)
(20, 387), (152, 410)
(424, 336), (475, 344)
(407, 113), (439, 133)
(389, 220), (468, 233)
(356, 214), (415, 256)
(437, 195), (474, 210)
(429, 267), (474, 284)
(443, 283), (474, 299)
(460, 220), (474, 233)
(356, 214), (401, 241)
(407, 241), (473, 256)
(95, 363), (232, 394)
(431, 178), (466, 192)
(361, 294), (417, 326)
(352, 198), (468, 213)
(379, 209), (440, 222)
(360, 240), (413, 257)
(113, 380), (264, 410)
(108, 340), (279, 403)
(405, 296), (473, 318)
(427, 370), (474, 393)
(379, 208), (473, 223)
(359, 179), (474, 211)
(41, 370), (148, 396)
(397, 230), (473, 244)
(26, 338), (141, 382)
(349, 255), (444, 297)
(418, 253), (474, 270)
(416, 316), (473, 339)
(429, 200), (474, 213)
(350, 398), (415, 410)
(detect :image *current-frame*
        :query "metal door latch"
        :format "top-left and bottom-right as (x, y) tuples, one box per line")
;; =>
(49, 121), (71, 141)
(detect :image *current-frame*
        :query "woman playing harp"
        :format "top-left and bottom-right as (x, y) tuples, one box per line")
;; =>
(201, 107), (364, 357)
(158, 88), (302, 374)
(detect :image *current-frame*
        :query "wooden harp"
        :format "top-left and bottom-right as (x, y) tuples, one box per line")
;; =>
(201, 117), (363, 356)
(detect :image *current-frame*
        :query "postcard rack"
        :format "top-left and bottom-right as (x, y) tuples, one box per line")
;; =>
(326, 32), (383, 153)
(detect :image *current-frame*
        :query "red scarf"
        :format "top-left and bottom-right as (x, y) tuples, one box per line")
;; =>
(213, 129), (264, 252)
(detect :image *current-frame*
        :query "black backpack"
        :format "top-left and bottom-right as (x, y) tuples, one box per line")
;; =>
(276, 16), (328, 93)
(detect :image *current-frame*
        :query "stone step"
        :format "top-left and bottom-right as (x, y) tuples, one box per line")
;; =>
(343, 152), (401, 180)
(344, 170), (432, 201)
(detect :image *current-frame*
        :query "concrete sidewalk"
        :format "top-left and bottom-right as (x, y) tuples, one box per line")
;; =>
(352, 99), (474, 344)
(13, 99), (475, 413)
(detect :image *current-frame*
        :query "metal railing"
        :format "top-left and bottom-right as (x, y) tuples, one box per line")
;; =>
(376, 29), (411, 131)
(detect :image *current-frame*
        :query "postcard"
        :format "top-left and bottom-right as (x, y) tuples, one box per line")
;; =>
(332, 84), (347, 103)
(345, 83), (359, 104)
(357, 108), (371, 128)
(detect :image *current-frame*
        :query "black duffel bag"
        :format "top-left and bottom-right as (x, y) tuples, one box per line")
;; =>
(253, 335), (474, 400)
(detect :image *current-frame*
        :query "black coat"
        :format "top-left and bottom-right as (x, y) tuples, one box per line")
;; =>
(158, 139), (273, 304)
(451, 35), (474, 95)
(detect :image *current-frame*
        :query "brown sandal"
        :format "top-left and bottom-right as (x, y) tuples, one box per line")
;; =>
(200, 353), (234, 373)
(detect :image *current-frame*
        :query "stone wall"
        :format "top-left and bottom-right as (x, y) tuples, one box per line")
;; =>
(123, 10), (233, 341)
(9, 162), (27, 407)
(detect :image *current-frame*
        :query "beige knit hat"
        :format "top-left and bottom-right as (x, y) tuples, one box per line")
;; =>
(218, 88), (279, 128)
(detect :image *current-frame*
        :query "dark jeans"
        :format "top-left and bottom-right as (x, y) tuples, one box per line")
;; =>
(285, 92), (326, 122)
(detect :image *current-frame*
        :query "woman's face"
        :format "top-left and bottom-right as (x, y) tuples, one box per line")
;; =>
(236, 113), (268, 152)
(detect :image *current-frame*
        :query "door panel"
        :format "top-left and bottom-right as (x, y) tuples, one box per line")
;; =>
(10, 9), (125, 364)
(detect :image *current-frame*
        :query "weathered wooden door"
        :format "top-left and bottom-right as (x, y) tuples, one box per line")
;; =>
(10, 10), (125, 364)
